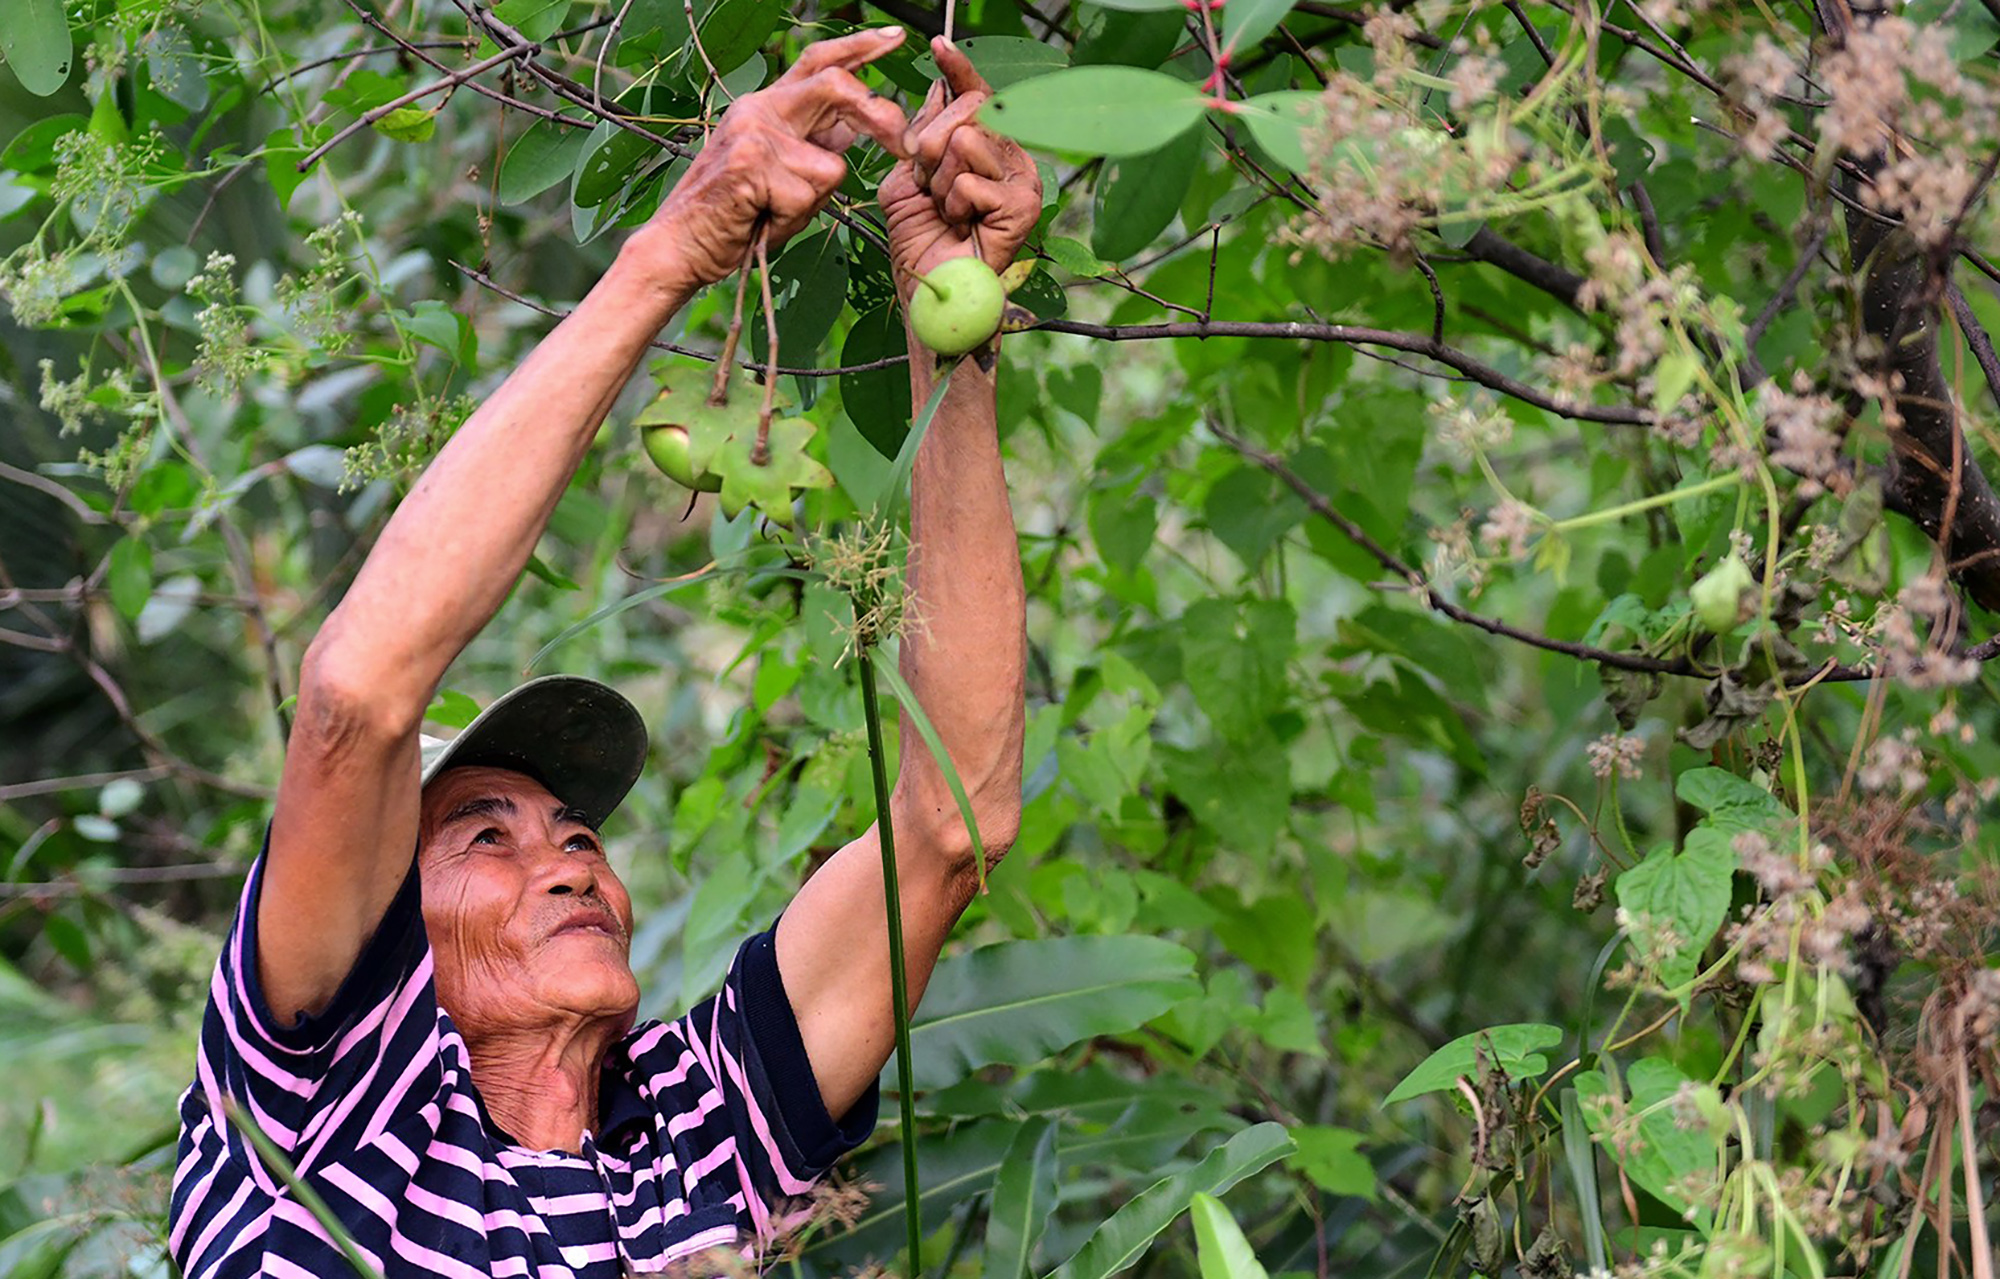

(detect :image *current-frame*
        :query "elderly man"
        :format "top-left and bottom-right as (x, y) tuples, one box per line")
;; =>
(167, 29), (1036, 1278)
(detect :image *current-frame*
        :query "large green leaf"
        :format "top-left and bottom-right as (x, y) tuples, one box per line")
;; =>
(1674, 767), (1791, 834)
(1231, 91), (1319, 174)
(1047, 1123), (1295, 1279)
(921, 35), (1068, 91)
(985, 1117), (1060, 1279)
(1092, 125), (1204, 262)
(1220, 0), (1297, 57)
(1383, 1024), (1564, 1104)
(500, 116), (590, 204)
(1574, 1058), (1721, 1227)
(1190, 1193), (1270, 1279)
(1614, 828), (1736, 991)
(903, 935), (1200, 1090)
(983, 67), (1209, 158)
(0, 0), (72, 96)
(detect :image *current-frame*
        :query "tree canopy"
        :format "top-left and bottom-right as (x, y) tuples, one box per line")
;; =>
(4, 0), (2000, 1276)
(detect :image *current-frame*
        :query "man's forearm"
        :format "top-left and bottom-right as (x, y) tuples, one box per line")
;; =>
(892, 341), (1027, 862)
(308, 230), (699, 716)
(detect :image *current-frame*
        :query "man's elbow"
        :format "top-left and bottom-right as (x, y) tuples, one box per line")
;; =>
(293, 635), (424, 759)
(901, 790), (1020, 876)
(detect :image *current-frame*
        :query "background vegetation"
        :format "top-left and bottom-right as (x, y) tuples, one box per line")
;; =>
(3, 0), (2000, 1276)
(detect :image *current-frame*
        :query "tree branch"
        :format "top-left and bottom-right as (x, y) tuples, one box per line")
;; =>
(452, 261), (913, 375)
(1038, 317), (1650, 425)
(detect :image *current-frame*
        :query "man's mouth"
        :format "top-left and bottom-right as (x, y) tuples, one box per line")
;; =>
(551, 908), (624, 942)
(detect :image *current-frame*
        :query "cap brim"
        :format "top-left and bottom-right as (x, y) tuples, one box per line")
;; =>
(419, 675), (647, 829)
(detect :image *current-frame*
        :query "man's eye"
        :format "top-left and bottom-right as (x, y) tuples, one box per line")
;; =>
(566, 834), (600, 854)
(472, 828), (502, 846)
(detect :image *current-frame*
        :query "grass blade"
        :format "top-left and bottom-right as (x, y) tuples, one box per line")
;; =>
(872, 656), (988, 892)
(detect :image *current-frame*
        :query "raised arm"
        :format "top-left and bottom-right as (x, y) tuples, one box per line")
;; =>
(260, 30), (913, 1025)
(776, 41), (1040, 1117)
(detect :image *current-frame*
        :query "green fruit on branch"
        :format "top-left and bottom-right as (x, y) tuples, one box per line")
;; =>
(641, 423), (722, 493)
(909, 256), (1006, 356)
(1690, 553), (1756, 635)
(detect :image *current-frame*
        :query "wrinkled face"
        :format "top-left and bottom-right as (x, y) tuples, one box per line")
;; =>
(417, 766), (639, 1041)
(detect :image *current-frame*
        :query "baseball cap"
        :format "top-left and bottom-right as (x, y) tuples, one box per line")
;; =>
(418, 675), (648, 830)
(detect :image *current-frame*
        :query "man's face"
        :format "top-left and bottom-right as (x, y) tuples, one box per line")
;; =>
(417, 766), (640, 1041)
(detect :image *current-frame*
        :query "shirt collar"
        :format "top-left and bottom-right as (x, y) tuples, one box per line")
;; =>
(597, 1053), (652, 1149)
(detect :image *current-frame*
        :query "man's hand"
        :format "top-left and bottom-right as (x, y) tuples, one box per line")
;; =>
(635, 28), (912, 292)
(880, 39), (1042, 297)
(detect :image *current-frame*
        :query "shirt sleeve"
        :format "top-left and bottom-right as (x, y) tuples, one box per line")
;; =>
(191, 827), (437, 1168)
(637, 926), (880, 1233)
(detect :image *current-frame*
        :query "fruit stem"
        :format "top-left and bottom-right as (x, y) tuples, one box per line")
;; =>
(710, 228), (761, 407)
(914, 274), (948, 303)
(753, 232), (777, 467)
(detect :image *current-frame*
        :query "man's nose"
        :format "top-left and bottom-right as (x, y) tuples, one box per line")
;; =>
(541, 847), (597, 897)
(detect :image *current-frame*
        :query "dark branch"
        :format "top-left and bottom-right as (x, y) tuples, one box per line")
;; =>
(1036, 317), (1649, 425)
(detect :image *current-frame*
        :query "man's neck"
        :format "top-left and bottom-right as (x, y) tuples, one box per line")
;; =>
(466, 1017), (626, 1153)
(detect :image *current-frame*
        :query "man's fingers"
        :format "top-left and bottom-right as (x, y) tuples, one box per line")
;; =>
(763, 135), (848, 239)
(906, 92), (986, 170)
(931, 37), (991, 99)
(941, 171), (1037, 248)
(931, 127), (1007, 198)
(772, 67), (910, 157)
(782, 26), (906, 81)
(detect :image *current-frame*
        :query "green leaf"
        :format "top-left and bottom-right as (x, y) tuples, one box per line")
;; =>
(1652, 350), (1696, 413)
(1383, 1023), (1564, 1104)
(1089, 482), (1158, 575)
(1574, 1058), (1721, 1226)
(751, 229), (848, 366)
(689, 0), (784, 76)
(1190, 1193), (1270, 1279)
(1614, 827), (1736, 991)
(1675, 767), (1791, 834)
(491, 0), (573, 42)
(425, 688), (482, 730)
(499, 116), (590, 203)
(707, 414), (834, 516)
(1287, 1125), (1376, 1199)
(1042, 235), (1109, 278)
(840, 304), (913, 458)
(1, 0), (73, 96)
(983, 67), (1208, 158)
(870, 368), (954, 523)
(873, 657), (987, 888)
(1079, 0), (1184, 9)
(903, 934), (1200, 1090)
(1179, 596), (1294, 740)
(1220, 0), (1296, 57)
(1073, 5), (1186, 67)
(107, 537), (153, 621)
(985, 1117), (1061, 1279)
(1092, 125), (1204, 261)
(920, 35), (1068, 91)
(1231, 91), (1318, 173)
(372, 106), (437, 143)
(1048, 1123), (1294, 1279)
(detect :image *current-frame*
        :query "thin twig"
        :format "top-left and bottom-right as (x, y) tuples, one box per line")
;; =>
(452, 259), (912, 375)
(297, 38), (540, 172)
(0, 766), (172, 803)
(1037, 318), (1652, 425)
(0, 461), (113, 525)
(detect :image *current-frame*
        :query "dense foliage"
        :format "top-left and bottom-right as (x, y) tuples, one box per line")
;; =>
(4, 0), (2000, 1276)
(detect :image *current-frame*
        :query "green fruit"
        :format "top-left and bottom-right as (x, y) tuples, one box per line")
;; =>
(909, 256), (1005, 356)
(1690, 554), (1755, 634)
(641, 423), (722, 492)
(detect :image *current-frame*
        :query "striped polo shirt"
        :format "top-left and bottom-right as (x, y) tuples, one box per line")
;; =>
(168, 851), (877, 1278)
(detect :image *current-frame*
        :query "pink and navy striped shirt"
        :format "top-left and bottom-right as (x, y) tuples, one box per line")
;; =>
(169, 850), (877, 1277)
